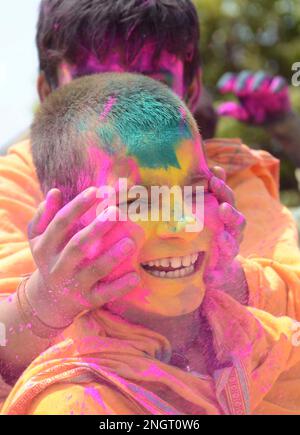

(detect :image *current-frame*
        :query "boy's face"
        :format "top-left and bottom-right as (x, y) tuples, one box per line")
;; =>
(82, 133), (223, 318)
(56, 42), (201, 111)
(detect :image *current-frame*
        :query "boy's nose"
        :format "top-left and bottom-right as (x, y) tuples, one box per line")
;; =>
(156, 215), (201, 240)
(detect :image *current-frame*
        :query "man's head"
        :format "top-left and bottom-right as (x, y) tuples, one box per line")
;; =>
(36, 0), (201, 111)
(32, 73), (222, 317)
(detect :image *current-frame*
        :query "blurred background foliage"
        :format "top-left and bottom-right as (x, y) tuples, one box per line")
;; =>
(193, 0), (300, 205)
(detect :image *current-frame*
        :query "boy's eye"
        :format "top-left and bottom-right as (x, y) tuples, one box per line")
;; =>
(118, 198), (150, 207)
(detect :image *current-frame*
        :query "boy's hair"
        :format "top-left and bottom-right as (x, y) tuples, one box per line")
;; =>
(37, 0), (200, 89)
(31, 73), (198, 204)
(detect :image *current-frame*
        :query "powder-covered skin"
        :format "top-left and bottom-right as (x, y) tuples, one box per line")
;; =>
(60, 42), (186, 101)
(81, 133), (223, 318)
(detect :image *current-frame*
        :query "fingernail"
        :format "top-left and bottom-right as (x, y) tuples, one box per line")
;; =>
(46, 190), (52, 201)
(119, 238), (135, 255)
(83, 187), (97, 199)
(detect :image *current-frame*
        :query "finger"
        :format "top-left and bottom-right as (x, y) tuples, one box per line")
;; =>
(217, 72), (236, 94)
(28, 200), (46, 239)
(234, 70), (252, 93)
(215, 231), (239, 265)
(250, 71), (269, 92)
(75, 237), (136, 288)
(28, 189), (63, 239)
(210, 165), (227, 182)
(270, 76), (287, 93)
(63, 206), (119, 262)
(209, 176), (235, 206)
(54, 206), (120, 275)
(218, 203), (246, 242)
(217, 102), (249, 122)
(42, 186), (99, 250)
(204, 231), (239, 283)
(87, 272), (140, 308)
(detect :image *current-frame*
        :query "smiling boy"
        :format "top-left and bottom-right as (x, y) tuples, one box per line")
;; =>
(1, 0), (300, 400)
(2, 74), (300, 415)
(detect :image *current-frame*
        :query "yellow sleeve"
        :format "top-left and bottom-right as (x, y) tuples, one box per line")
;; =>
(0, 141), (43, 294)
(249, 308), (300, 414)
(28, 382), (143, 415)
(0, 375), (12, 411)
(254, 359), (300, 414)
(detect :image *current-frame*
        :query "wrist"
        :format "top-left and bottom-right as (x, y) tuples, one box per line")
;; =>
(26, 271), (75, 331)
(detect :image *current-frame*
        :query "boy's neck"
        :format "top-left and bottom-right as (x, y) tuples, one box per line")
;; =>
(119, 307), (201, 354)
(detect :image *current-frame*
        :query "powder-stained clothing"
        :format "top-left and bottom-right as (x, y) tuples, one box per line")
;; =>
(2, 290), (300, 415)
(0, 139), (299, 404)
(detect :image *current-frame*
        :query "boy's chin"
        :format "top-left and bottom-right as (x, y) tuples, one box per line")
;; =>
(105, 285), (206, 320)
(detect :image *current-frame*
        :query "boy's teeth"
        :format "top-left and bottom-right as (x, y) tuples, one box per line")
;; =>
(160, 258), (169, 268)
(143, 253), (199, 269)
(192, 254), (198, 264)
(170, 257), (181, 268)
(141, 253), (202, 279)
(150, 265), (195, 279)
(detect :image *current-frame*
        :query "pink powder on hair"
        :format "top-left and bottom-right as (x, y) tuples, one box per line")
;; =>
(179, 106), (187, 121)
(99, 96), (117, 122)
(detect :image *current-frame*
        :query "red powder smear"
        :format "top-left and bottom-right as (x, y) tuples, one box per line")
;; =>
(99, 96), (117, 122)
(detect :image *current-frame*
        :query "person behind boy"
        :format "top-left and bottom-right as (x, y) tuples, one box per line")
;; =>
(0, 0), (299, 397)
(2, 73), (300, 415)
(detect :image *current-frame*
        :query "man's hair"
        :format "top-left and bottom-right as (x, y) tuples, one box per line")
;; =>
(37, 0), (200, 89)
(31, 73), (198, 204)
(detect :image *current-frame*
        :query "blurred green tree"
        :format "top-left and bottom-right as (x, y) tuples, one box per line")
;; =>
(193, 0), (300, 193)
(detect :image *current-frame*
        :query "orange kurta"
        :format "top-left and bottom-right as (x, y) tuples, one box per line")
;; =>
(2, 290), (300, 415)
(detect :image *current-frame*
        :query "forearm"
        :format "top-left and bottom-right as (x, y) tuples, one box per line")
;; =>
(266, 111), (300, 167)
(0, 267), (79, 384)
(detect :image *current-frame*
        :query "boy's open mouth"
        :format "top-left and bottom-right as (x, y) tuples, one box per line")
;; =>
(141, 252), (205, 279)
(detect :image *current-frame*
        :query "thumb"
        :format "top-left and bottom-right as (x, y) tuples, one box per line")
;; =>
(217, 72), (235, 94)
(217, 102), (249, 122)
(28, 189), (63, 239)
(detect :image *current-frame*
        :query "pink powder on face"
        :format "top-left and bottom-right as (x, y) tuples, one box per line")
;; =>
(99, 96), (117, 122)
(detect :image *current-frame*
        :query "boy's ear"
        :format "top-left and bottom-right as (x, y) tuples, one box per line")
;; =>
(37, 72), (52, 102)
(185, 68), (202, 114)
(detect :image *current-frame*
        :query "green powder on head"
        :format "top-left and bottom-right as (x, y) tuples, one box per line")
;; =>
(95, 79), (193, 169)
